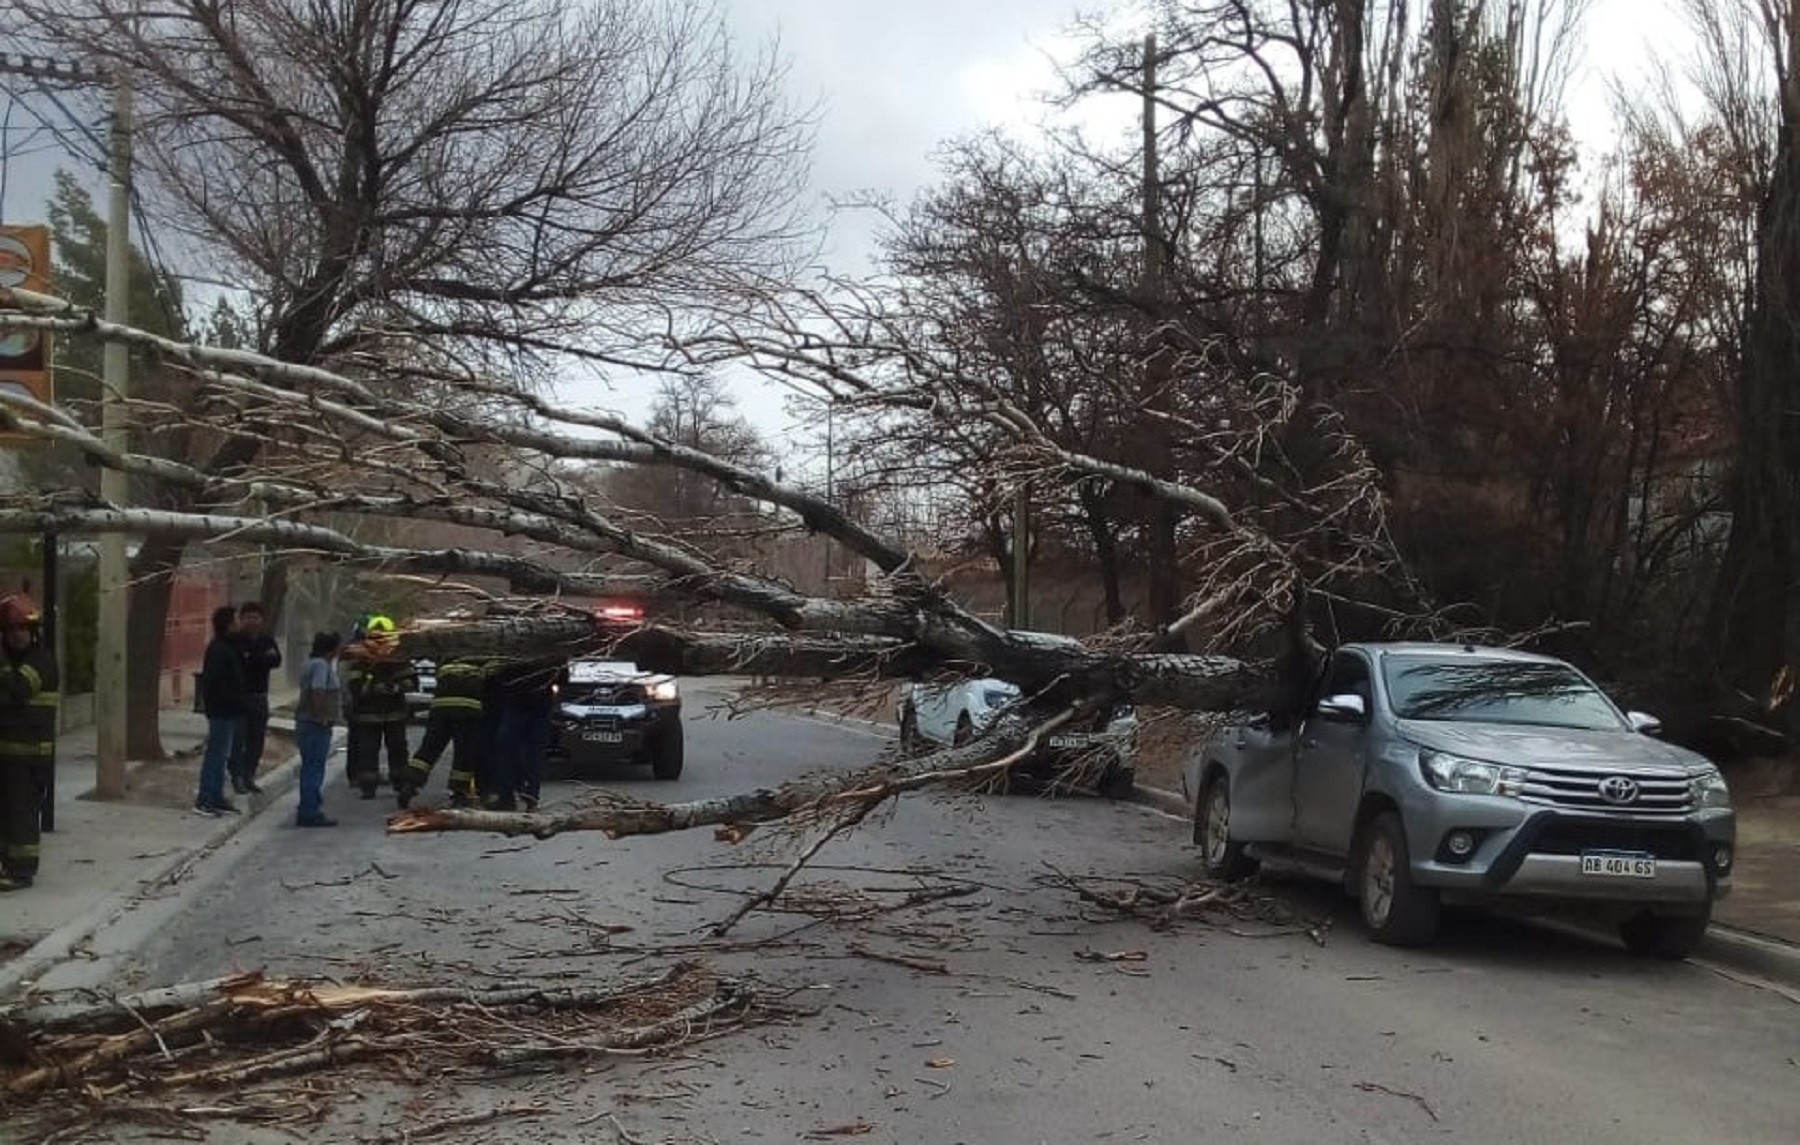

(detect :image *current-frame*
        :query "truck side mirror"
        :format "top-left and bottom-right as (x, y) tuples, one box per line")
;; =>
(1316, 693), (1367, 721)
(1626, 711), (1663, 735)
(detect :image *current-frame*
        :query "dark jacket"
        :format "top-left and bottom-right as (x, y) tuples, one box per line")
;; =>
(236, 633), (283, 695)
(345, 656), (416, 724)
(0, 641), (60, 762)
(201, 635), (250, 718)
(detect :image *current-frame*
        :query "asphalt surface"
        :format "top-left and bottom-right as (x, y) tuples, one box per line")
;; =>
(18, 684), (1800, 1144)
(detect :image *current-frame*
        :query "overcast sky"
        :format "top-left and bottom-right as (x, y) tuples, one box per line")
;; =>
(0, 0), (1686, 453)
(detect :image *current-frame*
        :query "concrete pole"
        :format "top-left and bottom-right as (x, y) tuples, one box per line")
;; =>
(94, 73), (132, 799)
(1011, 484), (1030, 630)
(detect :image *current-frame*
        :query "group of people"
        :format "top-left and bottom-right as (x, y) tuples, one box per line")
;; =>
(0, 592), (57, 892)
(199, 608), (561, 828)
(194, 602), (283, 817)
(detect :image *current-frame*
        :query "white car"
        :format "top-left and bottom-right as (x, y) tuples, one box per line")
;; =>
(896, 673), (1139, 797)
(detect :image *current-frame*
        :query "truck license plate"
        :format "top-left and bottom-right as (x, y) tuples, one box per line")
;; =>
(582, 729), (623, 743)
(1580, 852), (1656, 878)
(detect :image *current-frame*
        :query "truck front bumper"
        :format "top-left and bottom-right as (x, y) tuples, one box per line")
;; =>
(1409, 806), (1734, 906)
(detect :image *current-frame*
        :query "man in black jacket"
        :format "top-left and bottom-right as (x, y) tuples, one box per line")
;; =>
(229, 601), (283, 795)
(195, 605), (248, 816)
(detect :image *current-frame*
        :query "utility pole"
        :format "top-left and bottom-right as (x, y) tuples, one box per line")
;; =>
(823, 399), (833, 591)
(94, 70), (132, 797)
(1140, 34), (1183, 639)
(0, 52), (132, 795)
(1010, 484), (1030, 629)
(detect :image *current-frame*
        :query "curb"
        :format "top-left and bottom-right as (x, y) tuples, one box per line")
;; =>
(1129, 782), (1191, 821)
(1126, 783), (1800, 988)
(0, 732), (333, 1005)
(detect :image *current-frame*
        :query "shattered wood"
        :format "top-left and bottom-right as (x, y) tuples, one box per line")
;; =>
(0, 962), (778, 1139)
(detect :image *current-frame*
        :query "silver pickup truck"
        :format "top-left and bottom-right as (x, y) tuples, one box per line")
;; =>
(1184, 642), (1735, 958)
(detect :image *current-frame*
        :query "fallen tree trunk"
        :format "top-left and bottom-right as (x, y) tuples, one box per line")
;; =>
(381, 614), (1277, 713)
(390, 707), (1091, 839)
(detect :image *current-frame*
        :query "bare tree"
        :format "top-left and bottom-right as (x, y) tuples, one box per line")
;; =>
(1642, 0), (1800, 734)
(10, 0), (813, 753)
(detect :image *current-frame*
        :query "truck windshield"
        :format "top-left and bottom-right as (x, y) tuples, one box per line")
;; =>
(1381, 657), (1625, 730)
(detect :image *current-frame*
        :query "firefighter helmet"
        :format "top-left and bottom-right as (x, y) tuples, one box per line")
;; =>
(0, 593), (39, 628)
(364, 614), (398, 649)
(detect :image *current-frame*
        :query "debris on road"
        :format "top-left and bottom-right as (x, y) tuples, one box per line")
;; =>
(0, 961), (780, 1140)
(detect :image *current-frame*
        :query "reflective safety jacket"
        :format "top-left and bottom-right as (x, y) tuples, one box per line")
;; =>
(0, 642), (60, 763)
(345, 657), (416, 725)
(430, 659), (491, 716)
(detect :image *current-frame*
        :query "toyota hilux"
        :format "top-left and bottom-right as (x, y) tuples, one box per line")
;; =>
(1184, 642), (1735, 957)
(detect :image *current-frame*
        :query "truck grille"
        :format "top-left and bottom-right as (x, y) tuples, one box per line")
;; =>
(1519, 765), (1693, 815)
(1532, 819), (1703, 861)
(572, 684), (644, 705)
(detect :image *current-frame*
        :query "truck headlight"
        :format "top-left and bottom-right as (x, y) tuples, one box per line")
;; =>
(648, 680), (679, 701)
(1421, 750), (1525, 796)
(1691, 768), (1731, 809)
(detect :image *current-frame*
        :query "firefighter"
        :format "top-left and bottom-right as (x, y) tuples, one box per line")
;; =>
(0, 593), (58, 891)
(342, 615), (416, 799)
(398, 656), (490, 809)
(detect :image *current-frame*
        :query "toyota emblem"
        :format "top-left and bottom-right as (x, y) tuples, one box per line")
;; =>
(1598, 775), (1640, 805)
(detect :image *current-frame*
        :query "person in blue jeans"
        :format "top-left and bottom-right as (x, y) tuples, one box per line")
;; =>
(195, 606), (247, 816)
(294, 631), (344, 827)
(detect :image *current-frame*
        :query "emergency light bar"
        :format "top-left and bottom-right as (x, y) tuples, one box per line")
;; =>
(598, 604), (644, 621)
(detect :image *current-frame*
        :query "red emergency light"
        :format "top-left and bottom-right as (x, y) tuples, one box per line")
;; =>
(598, 604), (644, 622)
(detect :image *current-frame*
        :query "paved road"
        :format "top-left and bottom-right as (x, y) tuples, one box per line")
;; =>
(42, 683), (1800, 1143)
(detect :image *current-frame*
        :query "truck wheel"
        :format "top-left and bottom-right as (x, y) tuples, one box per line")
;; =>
(1194, 772), (1257, 881)
(1619, 906), (1710, 960)
(650, 721), (685, 780)
(1356, 812), (1440, 946)
(898, 705), (921, 755)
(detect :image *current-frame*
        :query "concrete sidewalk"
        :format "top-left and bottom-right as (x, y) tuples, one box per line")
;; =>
(0, 693), (332, 1000)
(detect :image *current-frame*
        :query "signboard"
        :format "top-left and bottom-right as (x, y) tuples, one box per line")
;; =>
(0, 224), (54, 430)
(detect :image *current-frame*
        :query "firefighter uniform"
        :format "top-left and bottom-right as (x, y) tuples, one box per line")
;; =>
(400, 657), (490, 808)
(1, 595), (58, 890)
(345, 644), (416, 799)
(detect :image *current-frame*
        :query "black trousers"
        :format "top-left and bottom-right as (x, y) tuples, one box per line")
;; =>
(0, 762), (42, 879)
(231, 692), (271, 781)
(405, 711), (482, 798)
(347, 721), (408, 787)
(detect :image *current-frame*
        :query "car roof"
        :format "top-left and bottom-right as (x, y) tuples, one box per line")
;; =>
(1345, 641), (1565, 665)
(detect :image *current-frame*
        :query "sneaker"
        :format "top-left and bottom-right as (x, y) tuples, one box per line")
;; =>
(229, 775), (250, 795)
(193, 801), (222, 818)
(295, 815), (339, 828)
(0, 874), (33, 892)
